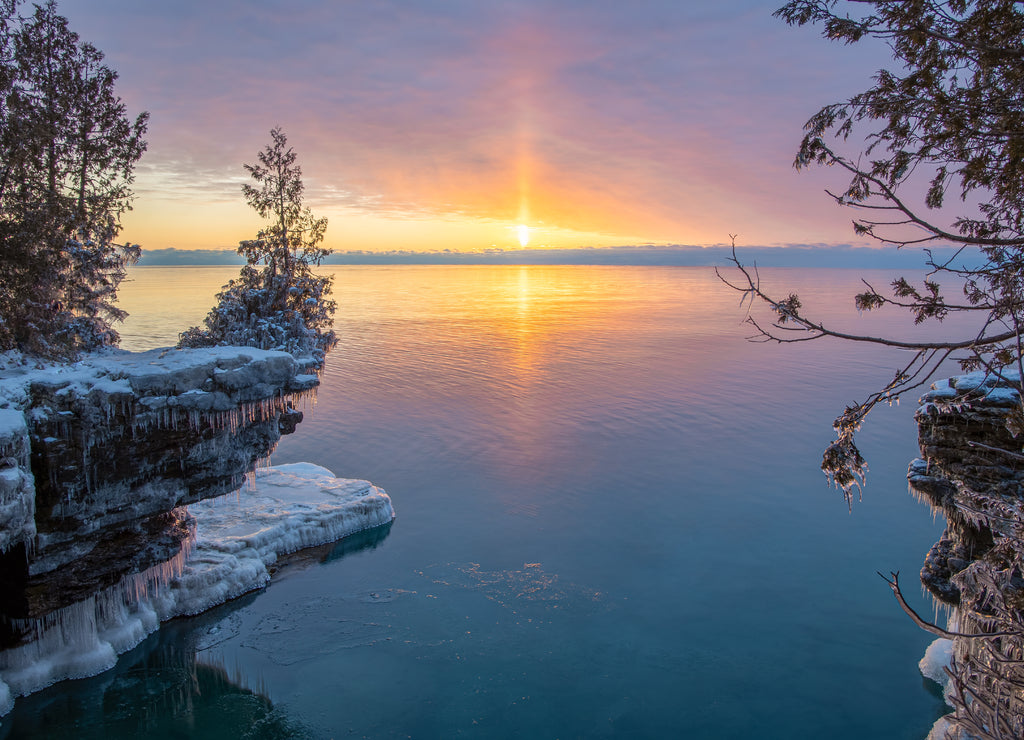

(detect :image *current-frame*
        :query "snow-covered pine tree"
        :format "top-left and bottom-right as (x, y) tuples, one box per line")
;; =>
(179, 128), (336, 362)
(0, 0), (148, 359)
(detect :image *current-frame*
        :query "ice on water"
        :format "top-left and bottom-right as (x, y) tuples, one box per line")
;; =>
(919, 638), (953, 689)
(920, 638), (956, 740)
(0, 463), (395, 716)
(153, 463), (394, 617)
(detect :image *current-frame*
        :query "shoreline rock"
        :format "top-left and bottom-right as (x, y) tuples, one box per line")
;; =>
(0, 346), (318, 617)
(0, 464), (394, 714)
(910, 369), (1024, 738)
(0, 346), (394, 716)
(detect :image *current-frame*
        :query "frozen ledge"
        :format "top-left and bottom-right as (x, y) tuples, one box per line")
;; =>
(0, 345), (323, 575)
(0, 463), (395, 715)
(0, 345), (321, 413)
(153, 463), (395, 618)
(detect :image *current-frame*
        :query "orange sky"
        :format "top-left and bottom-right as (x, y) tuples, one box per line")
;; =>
(59, 0), (892, 254)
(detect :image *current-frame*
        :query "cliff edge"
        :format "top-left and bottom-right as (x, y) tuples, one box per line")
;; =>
(0, 347), (394, 716)
(910, 370), (1024, 739)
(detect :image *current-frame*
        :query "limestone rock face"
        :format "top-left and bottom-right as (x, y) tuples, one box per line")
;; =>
(0, 347), (317, 627)
(910, 371), (1024, 738)
(912, 372), (1024, 605)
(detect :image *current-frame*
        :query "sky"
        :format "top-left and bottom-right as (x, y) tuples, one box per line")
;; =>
(55, 0), (895, 257)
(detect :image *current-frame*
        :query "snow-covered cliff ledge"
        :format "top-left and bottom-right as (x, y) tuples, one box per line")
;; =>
(0, 346), (319, 597)
(908, 369), (1024, 739)
(0, 347), (396, 717)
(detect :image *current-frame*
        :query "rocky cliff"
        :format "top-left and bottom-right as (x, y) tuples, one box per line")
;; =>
(909, 370), (1024, 740)
(0, 347), (395, 716)
(0, 347), (318, 627)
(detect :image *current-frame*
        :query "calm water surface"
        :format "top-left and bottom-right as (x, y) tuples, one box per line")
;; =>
(7, 265), (954, 739)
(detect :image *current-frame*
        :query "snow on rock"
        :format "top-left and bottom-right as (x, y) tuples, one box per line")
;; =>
(0, 345), (317, 419)
(0, 345), (321, 596)
(0, 408), (26, 439)
(919, 638), (953, 689)
(925, 715), (960, 740)
(918, 367), (1023, 411)
(0, 463), (394, 715)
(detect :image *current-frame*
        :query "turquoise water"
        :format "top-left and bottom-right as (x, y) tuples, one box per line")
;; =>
(5, 265), (952, 738)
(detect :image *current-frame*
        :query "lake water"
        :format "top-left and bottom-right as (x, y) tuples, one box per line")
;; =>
(5, 265), (955, 739)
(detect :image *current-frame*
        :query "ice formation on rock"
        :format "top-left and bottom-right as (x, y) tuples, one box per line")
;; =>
(919, 638), (953, 688)
(0, 408), (35, 555)
(0, 347), (317, 611)
(910, 370), (1024, 738)
(0, 346), (394, 717)
(153, 464), (394, 619)
(0, 463), (394, 714)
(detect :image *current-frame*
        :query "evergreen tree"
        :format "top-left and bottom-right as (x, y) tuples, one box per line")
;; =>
(179, 128), (336, 360)
(719, 7), (1024, 735)
(722, 1), (1024, 497)
(0, 0), (147, 358)
(721, 7), (1024, 737)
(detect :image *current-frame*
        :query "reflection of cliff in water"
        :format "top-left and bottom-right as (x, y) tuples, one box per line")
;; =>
(0, 596), (308, 740)
(0, 522), (392, 739)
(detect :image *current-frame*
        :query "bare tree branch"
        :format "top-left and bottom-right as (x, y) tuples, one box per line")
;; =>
(878, 571), (1017, 639)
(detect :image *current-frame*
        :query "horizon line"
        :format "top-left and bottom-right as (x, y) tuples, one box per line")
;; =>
(133, 244), (972, 269)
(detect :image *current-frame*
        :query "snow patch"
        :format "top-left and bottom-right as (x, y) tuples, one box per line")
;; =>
(0, 463), (394, 714)
(0, 346), (314, 413)
(0, 680), (10, 717)
(290, 373), (319, 390)
(925, 715), (958, 740)
(920, 367), (1024, 411)
(919, 637), (953, 688)
(0, 408), (26, 440)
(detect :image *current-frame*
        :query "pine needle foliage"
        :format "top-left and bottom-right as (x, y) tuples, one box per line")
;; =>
(179, 128), (336, 361)
(721, 1), (1024, 503)
(0, 0), (148, 359)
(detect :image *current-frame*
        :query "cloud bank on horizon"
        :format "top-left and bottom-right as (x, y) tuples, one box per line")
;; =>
(135, 244), (976, 270)
(57, 0), (894, 253)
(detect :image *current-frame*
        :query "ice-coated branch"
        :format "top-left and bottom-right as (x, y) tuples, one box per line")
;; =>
(878, 571), (1017, 639)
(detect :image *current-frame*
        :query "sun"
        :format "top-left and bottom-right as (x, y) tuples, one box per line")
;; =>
(517, 224), (530, 247)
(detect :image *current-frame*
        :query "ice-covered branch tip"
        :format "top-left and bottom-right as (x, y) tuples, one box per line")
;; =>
(718, 240), (1015, 503)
